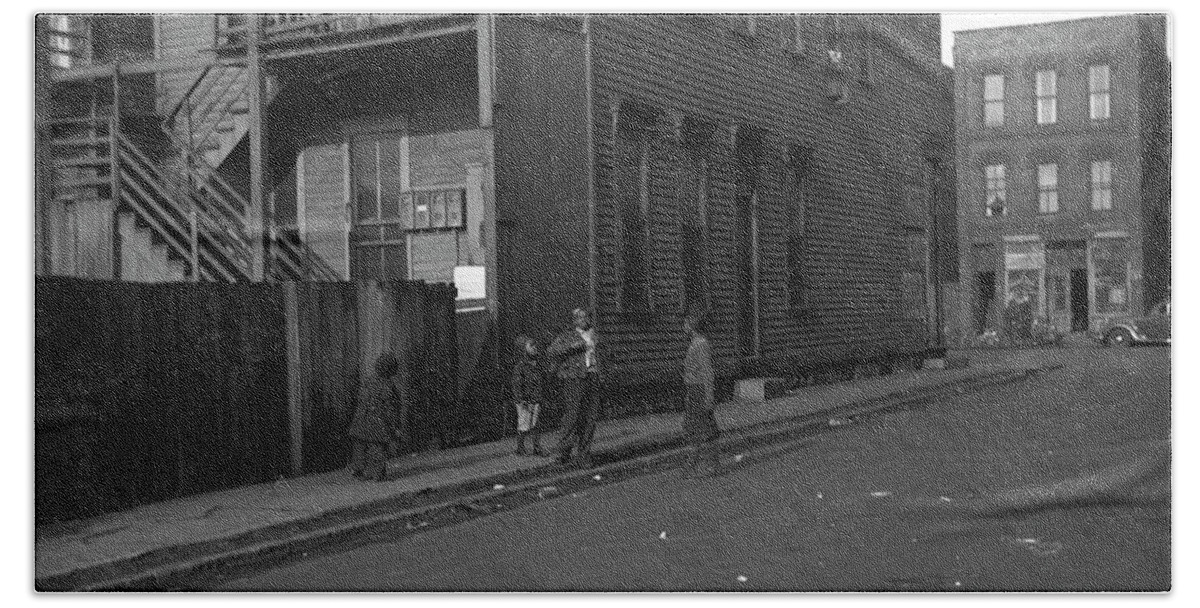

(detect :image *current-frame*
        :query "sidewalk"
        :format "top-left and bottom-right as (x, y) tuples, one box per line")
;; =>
(35, 358), (1052, 590)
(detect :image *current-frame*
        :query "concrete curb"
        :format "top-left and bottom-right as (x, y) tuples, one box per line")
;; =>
(36, 363), (1059, 591)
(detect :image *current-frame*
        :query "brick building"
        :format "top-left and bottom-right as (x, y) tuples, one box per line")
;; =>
(37, 14), (955, 417)
(953, 15), (1170, 340)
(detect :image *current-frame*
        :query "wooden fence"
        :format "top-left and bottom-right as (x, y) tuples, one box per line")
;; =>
(35, 277), (457, 523)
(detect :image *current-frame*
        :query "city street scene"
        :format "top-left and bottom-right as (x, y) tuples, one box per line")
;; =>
(33, 12), (1171, 593)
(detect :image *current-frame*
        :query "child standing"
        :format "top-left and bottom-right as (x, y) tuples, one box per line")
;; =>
(681, 313), (719, 478)
(349, 352), (405, 482)
(511, 335), (548, 456)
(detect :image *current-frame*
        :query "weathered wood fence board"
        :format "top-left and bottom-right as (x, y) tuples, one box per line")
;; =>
(35, 277), (458, 523)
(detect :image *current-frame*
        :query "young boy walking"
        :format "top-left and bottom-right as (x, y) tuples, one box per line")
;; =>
(511, 335), (548, 456)
(681, 313), (719, 478)
(349, 352), (406, 482)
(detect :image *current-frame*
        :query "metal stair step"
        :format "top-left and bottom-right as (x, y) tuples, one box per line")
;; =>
(50, 137), (111, 148)
(54, 156), (111, 167)
(54, 175), (110, 189)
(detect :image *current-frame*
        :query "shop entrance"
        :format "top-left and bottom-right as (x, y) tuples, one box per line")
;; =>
(1070, 269), (1089, 332)
(974, 271), (996, 333)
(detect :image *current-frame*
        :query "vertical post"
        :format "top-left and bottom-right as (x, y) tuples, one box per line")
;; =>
(475, 14), (493, 129)
(190, 209), (199, 281)
(584, 15), (597, 318)
(247, 14), (267, 281)
(186, 99), (200, 282)
(109, 64), (122, 280)
(284, 282), (304, 476)
(34, 16), (50, 276)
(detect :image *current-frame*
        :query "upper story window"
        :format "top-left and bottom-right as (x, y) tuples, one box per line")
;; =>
(983, 74), (1005, 127)
(47, 15), (76, 69)
(785, 147), (812, 311)
(615, 112), (655, 313)
(1091, 160), (1113, 211)
(1037, 163), (1059, 214)
(985, 164), (1007, 217)
(1090, 64), (1112, 121)
(1036, 70), (1058, 125)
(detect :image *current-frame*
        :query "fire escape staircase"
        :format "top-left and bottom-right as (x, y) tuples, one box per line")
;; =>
(43, 24), (340, 281)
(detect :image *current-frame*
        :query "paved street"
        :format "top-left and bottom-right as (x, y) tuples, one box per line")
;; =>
(216, 346), (1170, 592)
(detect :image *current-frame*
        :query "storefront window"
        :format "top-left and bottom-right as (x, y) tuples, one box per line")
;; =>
(1005, 240), (1045, 317)
(1092, 238), (1130, 315)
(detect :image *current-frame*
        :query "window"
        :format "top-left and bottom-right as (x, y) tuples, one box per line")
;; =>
(350, 134), (408, 280)
(1036, 70), (1057, 125)
(983, 74), (1005, 127)
(780, 15), (805, 54)
(47, 15), (75, 69)
(985, 164), (1006, 216)
(1090, 64), (1111, 120)
(785, 148), (810, 310)
(1092, 238), (1130, 314)
(615, 119), (653, 313)
(1037, 163), (1058, 214)
(1091, 160), (1113, 210)
(678, 136), (710, 314)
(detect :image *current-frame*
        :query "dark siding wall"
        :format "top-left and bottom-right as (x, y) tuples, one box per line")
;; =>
(588, 15), (951, 384)
(493, 17), (590, 355)
(1137, 16), (1172, 310)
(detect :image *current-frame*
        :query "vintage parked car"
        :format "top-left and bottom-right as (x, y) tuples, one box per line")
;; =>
(1097, 299), (1171, 346)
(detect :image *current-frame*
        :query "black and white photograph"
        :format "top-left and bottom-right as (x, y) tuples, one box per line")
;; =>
(26, 4), (1177, 595)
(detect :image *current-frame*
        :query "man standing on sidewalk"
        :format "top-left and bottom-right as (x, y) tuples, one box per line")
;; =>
(547, 307), (601, 468)
(681, 312), (719, 478)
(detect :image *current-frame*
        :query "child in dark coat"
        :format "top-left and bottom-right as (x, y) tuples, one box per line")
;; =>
(511, 335), (548, 456)
(349, 352), (406, 482)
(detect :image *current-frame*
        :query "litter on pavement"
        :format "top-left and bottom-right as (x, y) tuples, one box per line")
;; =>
(659, 531), (668, 540)
(737, 575), (748, 583)
(1008, 537), (1064, 557)
(829, 418), (852, 427)
(537, 486), (559, 499)
(940, 496), (953, 502)
(817, 493), (824, 499)
(593, 475), (603, 481)
(871, 491), (893, 498)
(734, 454), (745, 462)
(492, 484), (505, 491)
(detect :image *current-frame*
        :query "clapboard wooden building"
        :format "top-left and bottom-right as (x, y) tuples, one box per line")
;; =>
(36, 14), (955, 417)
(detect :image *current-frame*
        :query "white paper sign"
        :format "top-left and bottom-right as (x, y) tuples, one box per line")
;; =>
(454, 266), (486, 300)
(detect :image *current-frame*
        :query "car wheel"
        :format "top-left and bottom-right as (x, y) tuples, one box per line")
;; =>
(1105, 328), (1135, 347)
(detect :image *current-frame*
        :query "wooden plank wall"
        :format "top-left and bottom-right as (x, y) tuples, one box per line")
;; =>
(587, 15), (952, 388)
(35, 277), (290, 523)
(35, 277), (458, 523)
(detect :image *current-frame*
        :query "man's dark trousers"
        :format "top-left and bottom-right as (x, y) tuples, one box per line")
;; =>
(557, 374), (600, 463)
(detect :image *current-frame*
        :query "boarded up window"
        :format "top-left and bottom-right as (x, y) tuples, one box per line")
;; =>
(615, 116), (653, 313)
(785, 145), (812, 310)
(678, 136), (710, 315)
